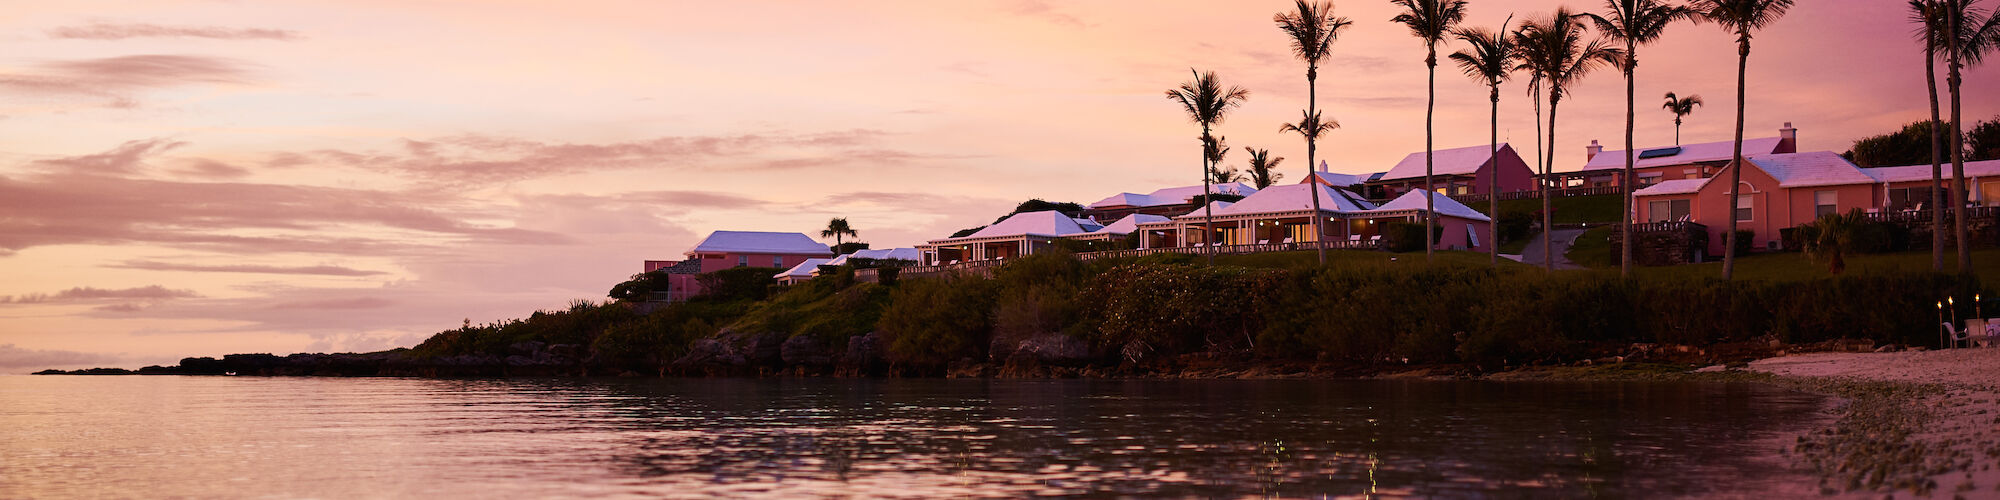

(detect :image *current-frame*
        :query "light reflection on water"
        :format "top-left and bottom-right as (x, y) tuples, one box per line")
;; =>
(0, 376), (1825, 498)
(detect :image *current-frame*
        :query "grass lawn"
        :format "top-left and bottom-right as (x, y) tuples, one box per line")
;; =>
(1498, 237), (1531, 255)
(1211, 249), (1532, 271)
(1559, 243), (2000, 284)
(1564, 226), (1615, 268)
(1474, 194), (1623, 225)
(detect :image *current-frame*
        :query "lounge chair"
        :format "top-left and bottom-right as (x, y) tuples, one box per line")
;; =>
(1943, 321), (1974, 349)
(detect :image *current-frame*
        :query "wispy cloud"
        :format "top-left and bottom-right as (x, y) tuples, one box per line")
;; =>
(31, 138), (185, 174)
(0, 344), (126, 372)
(0, 54), (254, 108)
(107, 261), (387, 277)
(48, 23), (301, 41)
(0, 285), (198, 304)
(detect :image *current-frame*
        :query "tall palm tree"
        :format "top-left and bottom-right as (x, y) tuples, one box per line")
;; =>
(1206, 135), (1247, 184)
(1913, 0), (1948, 271)
(1167, 69), (1251, 265)
(1661, 92), (1703, 145)
(1590, 0), (1696, 279)
(1244, 147), (1287, 189)
(1937, 0), (2000, 274)
(1449, 17), (1520, 268)
(1392, 0), (1469, 262)
(1276, 0), (1354, 264)
(821, 217), (858, 250)
(1693, 0), (1794, 281)
(1516, 8), (1623, 272)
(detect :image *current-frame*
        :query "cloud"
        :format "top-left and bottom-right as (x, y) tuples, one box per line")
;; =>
(0, 285), (198, 304)
(0, 344), (127, 372)
(0, 55), (254, 108)
(1004, 0), (1087, 28)
(170, 158), (251, 179)
(47, 23), (301, 41)
(264, 297), (395, 310)
(30, 138), (184, 174)
(107, 261), (387, 277)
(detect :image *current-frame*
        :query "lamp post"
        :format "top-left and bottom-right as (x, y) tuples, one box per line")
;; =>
(1940, 300), (1947, 349)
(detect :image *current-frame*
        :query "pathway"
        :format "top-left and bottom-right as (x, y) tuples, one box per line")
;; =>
(1519, 229), (1586, 270)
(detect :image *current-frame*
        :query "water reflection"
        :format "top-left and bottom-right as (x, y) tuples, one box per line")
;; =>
(0, 377), (1824, 498)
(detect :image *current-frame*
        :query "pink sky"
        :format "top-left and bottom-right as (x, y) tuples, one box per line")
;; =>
(1, 0), (1996, 372)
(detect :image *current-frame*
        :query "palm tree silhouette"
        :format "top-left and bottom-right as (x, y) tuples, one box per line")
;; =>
(1934, 0), (2000, 274)
(1515, 8), (1622, 271)
(1661, 92), (1703, 145)
(821, 217), (858, 251)
(1910, 0), (1947, 271)
(1244, 147), (1287, 189)
(1449, 16), (1520, 268)
(1167, 69), (1251, 265)
(1590, 0), (1697, 278)
(1692, 0), (1795, 280)
(1276, 0), (1353, 263)
(1392, 0), (1468, 262)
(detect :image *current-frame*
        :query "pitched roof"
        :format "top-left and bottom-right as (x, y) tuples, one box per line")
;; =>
(1862, 159), (2000, 183)
(1745, 152), (1876, 188)
(1086, 182), (1258, 208)
(1378, 143), (1515, 182)
(965, 210), (1088, 239)
(1632, 178), (1710, 197)
(773, 258), (833, 279)
(1080, 213), (1171, 236)
(1360, 191), (1493, 222)
(1173, 200), (1236, 220)
(1211, 183), (1375, 217)
(1579, 137), (1786, 172)
(1304, 168), (1377, 187)
(689, 231), (834, 256)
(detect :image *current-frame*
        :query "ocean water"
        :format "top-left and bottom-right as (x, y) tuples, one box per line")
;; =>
(0, 376), (1827, 499)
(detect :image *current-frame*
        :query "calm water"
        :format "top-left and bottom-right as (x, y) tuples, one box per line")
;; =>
(0, 376), (1828, 499)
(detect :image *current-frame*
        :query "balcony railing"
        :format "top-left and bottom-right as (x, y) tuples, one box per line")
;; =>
(904, 239), (1385, 276)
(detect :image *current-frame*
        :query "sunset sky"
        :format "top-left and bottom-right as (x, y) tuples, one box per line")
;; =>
(1, 0), (1995, 372)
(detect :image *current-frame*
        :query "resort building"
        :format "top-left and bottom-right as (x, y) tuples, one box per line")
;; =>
(1560, 123), (1798, 189)
(642, 230), (836, 300)
(1362, 143), (1535, 200)
(1634, 151), (1884, 255)
(773, 258), (835, 286)
(1301, 161), (1384, 191)
(1131, 184), (1491, 252)
(1081, 182), (1259, 222)
(1860, 159), (2000, 211)
(917, 211), (1100, 266)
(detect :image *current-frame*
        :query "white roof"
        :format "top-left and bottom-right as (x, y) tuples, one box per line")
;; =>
(1863, 159), (2000, 183)
(1360, 191), (1493, 222)
(1580, 136), (1786, 172)
(1379, 143), (1515, 182)
(1210, 183), (1375, 217)
(1077, 213), (1171, 236)
(1086, 182), (1258, 208)
(1633, 178), (1709, 197)
(965, 210), (1088, 239)
(689, 231), (834, 256)
(1305, 169), (1372, 187)
(1173, 200), (1236, 220)
(773, 258), (833, 279)
(853, 247), (920, 261)
(1745, 152), (1876, 188)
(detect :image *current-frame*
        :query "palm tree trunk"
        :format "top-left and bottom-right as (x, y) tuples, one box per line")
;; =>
(1950, 42), (1971, 274)
(1928, 37), (1945, 272)
(1544, 96), (1559, 272)
(1424, 48), (1437, 262)
(1722, 40), (1749, 281)
(1489, 86), (1500, 268)
(1202, 129), (1216, 266)
(1674, 117), (1681, 146)
(1620, 45), (1636, 278)
(1308, 66), (1327, 264)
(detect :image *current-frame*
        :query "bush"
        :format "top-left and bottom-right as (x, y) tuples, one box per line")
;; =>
(1498, 211), (1535, 245)
(608, 271), (672, 301)
(697, 266), (783, 302)
(876, 276), (998, 367)
(1731, 230), (1757, 255)
(1082, 264), (1284, 362)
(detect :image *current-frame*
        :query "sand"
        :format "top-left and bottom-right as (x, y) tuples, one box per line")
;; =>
(1750, 348), (2000, 498)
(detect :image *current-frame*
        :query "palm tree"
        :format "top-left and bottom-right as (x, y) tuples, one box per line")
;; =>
(1590, 0), (1696, 279)
(1392, 0), (1469, 262)
(1244, 147), (1287, 189)
(821, 217), (858, 250)
(1661, 92), (1703, 145)
(1449, 17), (1520, 267)
(1207, 135), (1248, 184)
(1692, 0), (1794, 281)
(1167, 69), (1251, 265)
(1801, 209), (1866, 275)
(1912, 0), (1948, 271)
(1516, 9), (1623, 271)
(1936, 0), (2000, 274)
(1276, 0), (1354, 264)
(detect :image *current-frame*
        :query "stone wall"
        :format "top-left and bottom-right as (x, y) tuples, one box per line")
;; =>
(1610, 222), (1710, 266)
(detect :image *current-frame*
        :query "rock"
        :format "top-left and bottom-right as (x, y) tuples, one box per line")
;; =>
(1876, 344), (1903, 353)
(1694, 364), (1728, 373)
(781, 335), (835, 367)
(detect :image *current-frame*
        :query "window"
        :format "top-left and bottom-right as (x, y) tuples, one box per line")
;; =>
(1814, 190), (1838, 217)
(737, 255), (748, 267)
(1647, 199), (1691, 222)
(773, 256), (784, 267)
(1735, 195), (1753, 222)
(1683, 168), (1700, 180)
(1638, 172), (1664, 186)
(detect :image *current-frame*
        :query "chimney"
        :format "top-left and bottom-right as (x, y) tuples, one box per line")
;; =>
(1778, 122), (1798, 153)
(1318, 160), (1329, 173)
(1586, 139), (1603, 162)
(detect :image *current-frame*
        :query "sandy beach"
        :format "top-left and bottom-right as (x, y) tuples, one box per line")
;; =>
(1751, 348), (2000, 498)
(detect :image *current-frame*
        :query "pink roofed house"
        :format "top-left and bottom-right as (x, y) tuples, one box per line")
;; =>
(1566, 123), (1797, 188)
(641, 230), (835, 301)
(1634, 151), (1881, 256)
(1363, 143), (1534, 200)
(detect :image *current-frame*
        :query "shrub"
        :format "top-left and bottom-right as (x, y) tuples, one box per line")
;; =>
(1498, 210), (1535, 245)
(697, 266), (783, 302)
(877, 276), (998, 367)
(1083, 264), (1284, 361)
(1382, 221), (1445, 253)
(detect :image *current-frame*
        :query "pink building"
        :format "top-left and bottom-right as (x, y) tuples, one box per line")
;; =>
(1634, 152), (1882, 256)
(1564, 124), (1797, 188)
(1861, 159), (2000, 210)
(642, 230), (835, 301)
(1133, 184), (1491, 252)
(1363, 143), (1535, 199)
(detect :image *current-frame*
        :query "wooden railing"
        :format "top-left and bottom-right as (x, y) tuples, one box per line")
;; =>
(1862, 206), (2000, 224)
(1446, 185), (1624, 205)
(903, 240), (1385, 277)
(1630, 220), (1706, 234)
